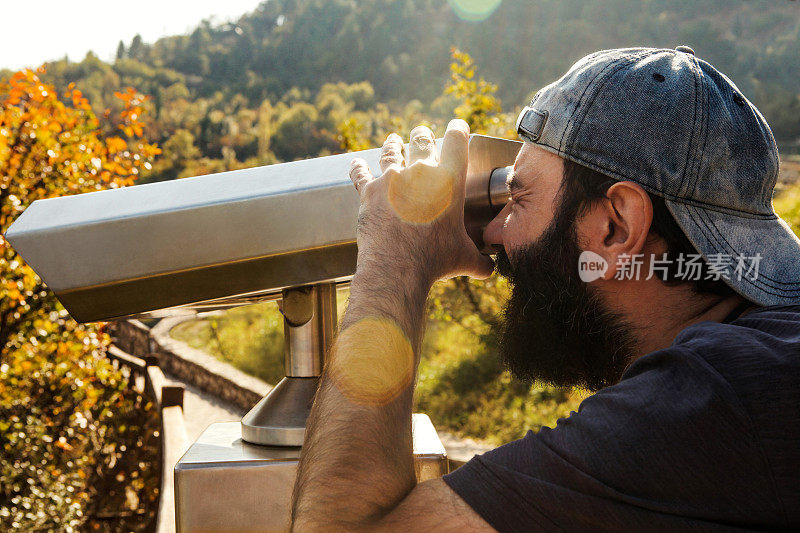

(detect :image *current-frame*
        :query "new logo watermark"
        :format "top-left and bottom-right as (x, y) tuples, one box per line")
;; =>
(577, 252), (762, 283)
(578, 251), (609, 282)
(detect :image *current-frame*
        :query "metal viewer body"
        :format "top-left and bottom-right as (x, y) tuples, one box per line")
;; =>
(5, 134), (520, 323)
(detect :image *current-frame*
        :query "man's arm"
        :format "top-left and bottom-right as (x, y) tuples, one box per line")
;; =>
(291, 121), (495, 531)
(373, 478), (494, 531)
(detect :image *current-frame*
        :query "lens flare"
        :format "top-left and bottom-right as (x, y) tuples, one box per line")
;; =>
(388, 163), (454, 224)
(448, 0), (503, 22)
(328, 317), (415, 406)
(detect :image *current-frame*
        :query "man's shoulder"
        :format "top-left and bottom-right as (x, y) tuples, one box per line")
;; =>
(609, 304), (800, 433)
(620, 303), (799, 390)
(663, 304), (800, 382)
(619, 304), (800, 450)
(674, 304), (800, 349)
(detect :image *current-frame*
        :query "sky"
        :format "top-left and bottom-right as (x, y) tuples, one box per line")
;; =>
(1, 0), (265, 70)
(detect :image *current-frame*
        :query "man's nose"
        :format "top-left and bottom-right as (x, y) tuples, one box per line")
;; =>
(483, 203), (511, 249)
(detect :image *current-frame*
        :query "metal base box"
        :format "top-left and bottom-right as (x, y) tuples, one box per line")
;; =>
(175, 415), (448, 532)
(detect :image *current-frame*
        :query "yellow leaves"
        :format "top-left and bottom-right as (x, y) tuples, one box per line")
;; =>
(337, 117), (371, 151)
(0, 77), (162, 530)
(139, 142), (161, 158)
(113, 89), (138, 103)
(69, 88), (91, 112)
(105, 136), (127, 153)
(444, 47), (503, 135)
(0, 69), (161, 257)
(120, 123), (143, 137)
(113, 88), (151, 146)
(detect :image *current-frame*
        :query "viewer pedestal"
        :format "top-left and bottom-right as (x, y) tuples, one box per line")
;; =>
(175, 415), (448, 532)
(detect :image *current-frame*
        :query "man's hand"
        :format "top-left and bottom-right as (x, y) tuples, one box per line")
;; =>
(348, 120), (493, 292)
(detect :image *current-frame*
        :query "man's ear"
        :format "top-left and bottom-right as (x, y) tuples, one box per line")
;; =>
(578, 181), (653, 281)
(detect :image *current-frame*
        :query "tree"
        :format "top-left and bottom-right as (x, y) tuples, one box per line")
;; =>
(116, 40), (126, 61)
(128, 34), (145, 60)
(164, 129), (201, 165)
(337, 117), (371, 151)
(0, 68), (160, 530)
(444, 47), (503, 135)
(1, 72), (160, 353)
(271, 102), (338, 160)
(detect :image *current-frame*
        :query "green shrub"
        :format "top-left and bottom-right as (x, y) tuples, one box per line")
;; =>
(171, 302), (287, 385)
(775, 172), (800, 233)
(415, 277), (587, 445)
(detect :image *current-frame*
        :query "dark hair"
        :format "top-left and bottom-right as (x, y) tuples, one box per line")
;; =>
(560, 159), (736, 297)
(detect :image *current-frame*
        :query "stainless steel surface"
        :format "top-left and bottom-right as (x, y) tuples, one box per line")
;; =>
(489, 166), (513, 211)
(464, 137), (522, 253)
(175, 421), (301, 533)
(240, 377), (319, 446)
(409, 414), (450, 483)
(241, 283), (337, 446)
(282, 284), (336, 378)
(176, 417), (448, 532)
(5, 135), (521, 323)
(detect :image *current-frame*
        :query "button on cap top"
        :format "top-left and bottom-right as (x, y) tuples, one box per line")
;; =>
(675, 45), (695, 55)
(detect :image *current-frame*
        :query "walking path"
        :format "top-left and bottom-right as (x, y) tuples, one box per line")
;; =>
(164, 374), (244, 443)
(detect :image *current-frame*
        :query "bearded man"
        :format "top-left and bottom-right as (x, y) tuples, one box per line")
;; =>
(291, 47), (800, 531)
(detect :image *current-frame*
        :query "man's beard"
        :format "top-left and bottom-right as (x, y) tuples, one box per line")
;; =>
(494, 215), (636, 391)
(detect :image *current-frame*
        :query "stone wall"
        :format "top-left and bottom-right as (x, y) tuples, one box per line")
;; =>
(111, 320), (154, 358)
(110, 317), (271, 412)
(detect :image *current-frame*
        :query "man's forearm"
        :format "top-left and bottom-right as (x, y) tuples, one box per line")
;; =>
(291, 119), (483, 529)
(291, 269), (430, 530)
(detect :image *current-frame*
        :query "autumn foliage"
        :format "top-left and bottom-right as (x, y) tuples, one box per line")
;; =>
(445, 48), (504, 135)
(0, 68), (160, 531)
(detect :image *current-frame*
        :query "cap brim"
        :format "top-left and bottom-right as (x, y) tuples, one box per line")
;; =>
(665, 200), (800, 306)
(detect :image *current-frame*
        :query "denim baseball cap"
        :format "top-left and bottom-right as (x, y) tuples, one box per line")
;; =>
(515, 46), (800, 306)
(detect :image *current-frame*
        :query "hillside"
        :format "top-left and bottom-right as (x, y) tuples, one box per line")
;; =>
(5, 0), (798, 180)
(55, 2), (800, 104)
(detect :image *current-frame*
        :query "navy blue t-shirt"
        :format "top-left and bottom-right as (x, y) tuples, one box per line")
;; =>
(443, 305), (800, 532)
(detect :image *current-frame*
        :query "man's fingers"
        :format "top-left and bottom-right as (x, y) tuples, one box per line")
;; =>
(380, 133), (405, 173)
(408, 125), (437, 164)
(440, 119), (470, 179)
(349, 158), (374, 194)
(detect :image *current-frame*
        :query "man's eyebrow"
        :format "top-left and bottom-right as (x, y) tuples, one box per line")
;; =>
(506, 172), (523, 193)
